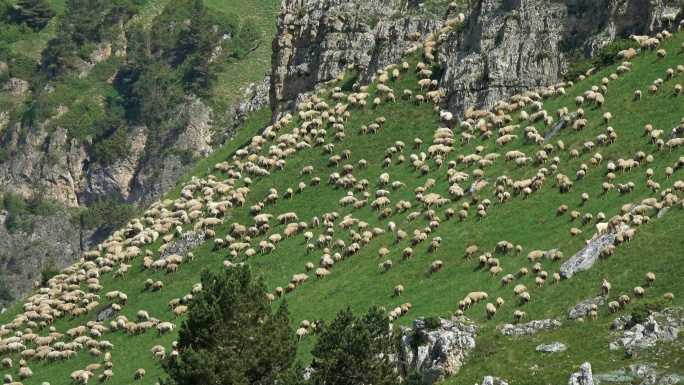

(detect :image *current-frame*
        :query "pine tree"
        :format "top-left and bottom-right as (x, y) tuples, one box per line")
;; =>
(16, 0), (54, 31)
(162, 265), (301, 385)
(310, 306), (398, 385)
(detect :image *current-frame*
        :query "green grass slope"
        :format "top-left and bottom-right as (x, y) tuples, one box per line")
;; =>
(2, 30), (684, 385)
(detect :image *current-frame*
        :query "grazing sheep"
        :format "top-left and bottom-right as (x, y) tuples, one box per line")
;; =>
(634, 286), (645, 298)
(486, 302), (497, 319)
(663, 292), (675, 301)
(519, 292), (530, 304)
(608, 301), (620, 313)
(378, 260), (393, 271)
(428, 260), (443, 275)
(601, 279), (611, 295)
(513, 310), (526, 323)
(645, 272), (656, 287)
(134, 368), (146, 380)
(394, 285), (404, 296)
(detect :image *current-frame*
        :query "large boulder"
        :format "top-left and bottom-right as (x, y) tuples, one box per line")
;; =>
(398, 317), (479, 385)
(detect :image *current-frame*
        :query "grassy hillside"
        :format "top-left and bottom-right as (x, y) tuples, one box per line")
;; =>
(1, 28), (684, 385)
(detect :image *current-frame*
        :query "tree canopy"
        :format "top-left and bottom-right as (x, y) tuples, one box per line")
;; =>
(162, 265), (301, 385)
(310, 306), (398, 385)
(16, 0), (54, 31)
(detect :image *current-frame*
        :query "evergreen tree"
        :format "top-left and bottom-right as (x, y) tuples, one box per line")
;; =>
(16, 0), (54, 31)
(310, 306), (398, 385)
(162, 265), (301, 385)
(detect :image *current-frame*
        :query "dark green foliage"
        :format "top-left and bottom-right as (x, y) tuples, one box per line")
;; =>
(8, 52), (38, 83)
(424, 316), (442, 329)
(563, 48), (592, 82)
(162, 265), (301, 385)
(92, 126), (129, 166)
(16, 0), (54, 31)
(402, 371), (425, 385)
(56, 98), (106, 142)
(0, 148), (10, 164)
(40, 265), (60, 286)
(564, 39), (641, 81)
(310, 306), (397, 385)
(591, 39), (640, 69)
(76, 198), (139, 233)
(631, 298), (669, 324)
(0, 189), (60, 232)
(1, 192), (32, 232)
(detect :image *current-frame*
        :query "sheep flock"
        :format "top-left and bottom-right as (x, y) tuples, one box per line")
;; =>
(0, 16), (684, 385)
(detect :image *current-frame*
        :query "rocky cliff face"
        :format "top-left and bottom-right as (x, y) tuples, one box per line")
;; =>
(0, 209), (100, 310)
(0, 99), (214, 209)
(398, 316), (479, 385)
(271, 0), (672, 116)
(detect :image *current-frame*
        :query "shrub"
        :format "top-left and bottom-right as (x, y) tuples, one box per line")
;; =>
(424, 316), (442, 329)
(40, 265), (60, 287)
(631, 298), (669, 324)
(591, 39), (640, 69)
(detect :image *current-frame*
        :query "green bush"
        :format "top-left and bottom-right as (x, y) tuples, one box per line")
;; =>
(40, 265), (60, 286)
(8, 53), (38, 82)
(591, 39), (640, 69)
(424, 316), (442, 329)
(563, 48), (592, 81)
(57, 98), (106, 142)
(75, 198), (139, 233)
(564, 39), (640, 81)
(92, 126), (129, 166)
(631, 298), (669, 324)
(0, 148), (9, 164)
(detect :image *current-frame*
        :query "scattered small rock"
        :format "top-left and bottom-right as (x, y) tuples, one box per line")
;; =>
(498, 318), (562, 336)
(161, 230), (207, 258)
(568, 362), (594, 385)
(568, 296), (607, 320)
(535, 342), (567, 353)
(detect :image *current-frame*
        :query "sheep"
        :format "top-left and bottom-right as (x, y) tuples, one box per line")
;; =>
(296, 328), (308, 342)
(608, 301), (621, 313)
(601, 279), (611, 295)
(378, 260), (393, 271)
(467, 291), (489, 303)
(428, 260), (443, 275)
(513, 310), (526, 323)
(316, 268), (331, 279)
(486, 302), (497, 319)
(394, 285), (404, 296)
(663, 292), (675, 301)
(134, 368), (146, 380)
(645, 272), (656, 287)
(634, 286), (645, 298)
(519, 292), (530, 304)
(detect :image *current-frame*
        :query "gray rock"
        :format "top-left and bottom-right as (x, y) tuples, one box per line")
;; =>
(559, 226), (629, 279)
(398, 317), (479, 385)
(161, 230), (208, 258)
(568, 362), (594, 385)
(480, 376), (509, 385)
(608, 308), (684, 357)
(568, 296), (606, 320)
(657, 207), (670, 218)
(93, 304), (118, 322)
(535, 342), (567, 353)
(498, 318), (562, 336)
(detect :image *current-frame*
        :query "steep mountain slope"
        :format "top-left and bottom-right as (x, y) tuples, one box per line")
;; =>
(0, 0), (280, 306)
(271, 0), (675, 115)
(1, 23), (684, 384)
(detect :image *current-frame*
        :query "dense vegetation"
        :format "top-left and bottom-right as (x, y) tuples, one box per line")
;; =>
(1, 2), (684, 385)
(0, 0), (270, 170)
